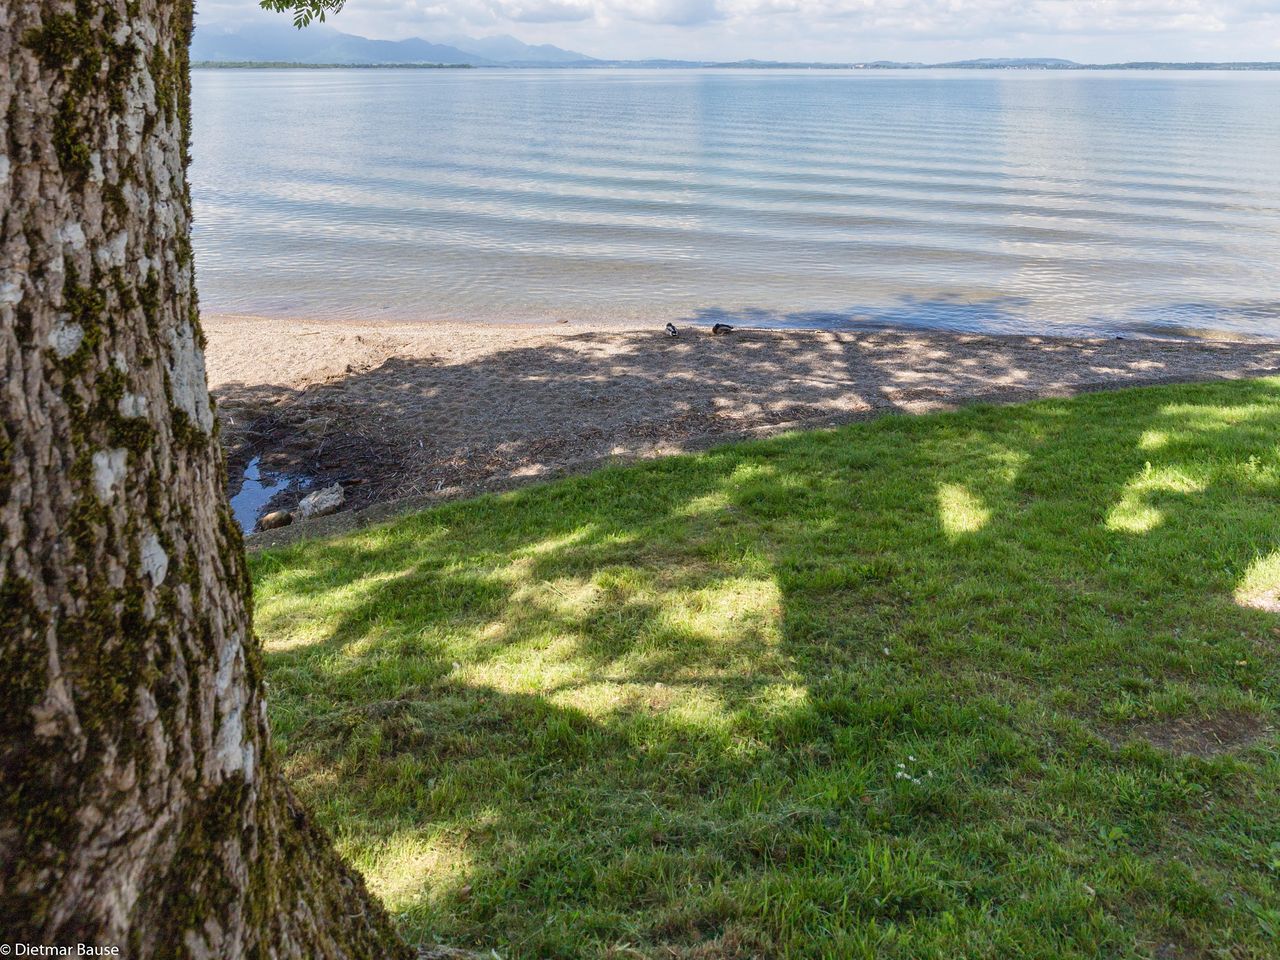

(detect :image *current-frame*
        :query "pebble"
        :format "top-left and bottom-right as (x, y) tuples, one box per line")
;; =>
(258, 510), (293, 531)
(297, 483), (345, 519)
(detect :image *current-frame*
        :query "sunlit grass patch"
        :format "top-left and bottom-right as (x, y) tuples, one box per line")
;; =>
(364, 832), (477, 915)
(1236, 550), (1280, 613)
(935, 482), (990, 537)
(1105, 463), (1207, 534)
(253, 378), (1280, 958)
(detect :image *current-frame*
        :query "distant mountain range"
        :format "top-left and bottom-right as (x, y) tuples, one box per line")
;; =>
(439, 33), (589, 65)
(190, 22), (594, 66)
(190, 27), (1280, 71)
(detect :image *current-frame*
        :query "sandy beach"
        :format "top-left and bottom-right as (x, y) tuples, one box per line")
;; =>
(203, 315), (1280, 541)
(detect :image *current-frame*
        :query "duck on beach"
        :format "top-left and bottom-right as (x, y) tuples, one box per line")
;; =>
(664, 321), (734, 336)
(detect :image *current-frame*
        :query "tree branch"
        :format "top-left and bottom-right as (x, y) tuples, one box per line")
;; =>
(259, 0), (349, 28)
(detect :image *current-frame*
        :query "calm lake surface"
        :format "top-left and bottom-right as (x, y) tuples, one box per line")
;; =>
(191, 68), (1280, 338)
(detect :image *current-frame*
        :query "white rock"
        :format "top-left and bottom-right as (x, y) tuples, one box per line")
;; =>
(258, 510), (293, 531)
(297, 483), (344, 519)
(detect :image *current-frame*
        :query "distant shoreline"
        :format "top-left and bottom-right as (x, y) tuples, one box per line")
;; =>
(191, 61), (473, 69)
(191, 60), (1280, 71)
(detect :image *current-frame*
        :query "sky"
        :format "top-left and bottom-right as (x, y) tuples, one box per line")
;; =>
(197, 0), (1280, 62)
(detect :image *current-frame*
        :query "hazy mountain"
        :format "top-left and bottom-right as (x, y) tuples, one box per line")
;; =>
(190, 23), (486, 65)
(443, 33), (593, 64)
(189, 29), (1280, 71)
(190, 22), (591, 66)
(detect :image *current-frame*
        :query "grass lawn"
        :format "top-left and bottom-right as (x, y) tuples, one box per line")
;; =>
(250, 378), (1280, 959)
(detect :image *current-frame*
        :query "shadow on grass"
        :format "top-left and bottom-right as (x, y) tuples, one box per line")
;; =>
(252, 378), (1280, 959)
(213, 318), (1280, 520)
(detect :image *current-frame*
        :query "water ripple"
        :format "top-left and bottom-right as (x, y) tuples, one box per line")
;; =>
(191, 69), (1280, 339)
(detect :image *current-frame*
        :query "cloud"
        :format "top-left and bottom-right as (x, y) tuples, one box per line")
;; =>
(487, 0), (595, 22)
(615, 0), (724, 25)
(711, 0), (1237, 38)
(215, 0), (1280, 60)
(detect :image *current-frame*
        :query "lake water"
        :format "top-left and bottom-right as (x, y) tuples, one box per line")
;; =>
(190, 68), (1280, 339)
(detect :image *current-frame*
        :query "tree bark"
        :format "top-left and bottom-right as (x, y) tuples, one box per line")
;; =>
(0, 2), (412, 956)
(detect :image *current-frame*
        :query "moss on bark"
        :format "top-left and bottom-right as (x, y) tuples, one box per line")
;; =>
(1, 2), (414, 955)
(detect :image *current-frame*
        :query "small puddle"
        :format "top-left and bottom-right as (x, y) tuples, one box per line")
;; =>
(230, 456), (305, 532)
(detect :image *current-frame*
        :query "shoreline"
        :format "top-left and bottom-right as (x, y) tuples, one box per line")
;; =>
(202, 314), (1280, 545)
(201, 311), (1278, 343)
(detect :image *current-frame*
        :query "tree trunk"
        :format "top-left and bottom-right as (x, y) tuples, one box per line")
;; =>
(0, 2), (412, 956)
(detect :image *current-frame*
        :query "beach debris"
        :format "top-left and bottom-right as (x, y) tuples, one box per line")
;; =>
(258, 510), (293, 531)
(712, 323), (735, 335)
(297, 483), (345, 519)
(417, 945), (491, 960)
(665, 322), (679, 337)
(299, 416), (332, 435)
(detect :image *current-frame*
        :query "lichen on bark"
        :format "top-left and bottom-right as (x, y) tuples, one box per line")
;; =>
(0, 2), (412, 956)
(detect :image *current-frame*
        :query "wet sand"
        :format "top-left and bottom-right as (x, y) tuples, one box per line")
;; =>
(202, 315), (1280, 544)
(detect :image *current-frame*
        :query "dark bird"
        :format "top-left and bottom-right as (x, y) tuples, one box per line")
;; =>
(665, 322), (679, 337)
(712, 323), (734, 335)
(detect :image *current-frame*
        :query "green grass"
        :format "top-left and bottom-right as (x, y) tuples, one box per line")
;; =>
(251, 378), (1280, 959)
